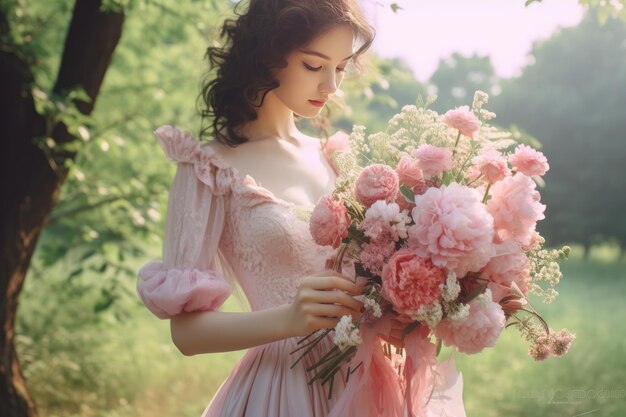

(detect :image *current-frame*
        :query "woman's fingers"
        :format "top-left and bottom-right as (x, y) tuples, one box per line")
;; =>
(311, 289), (364, 312)
(309, 303), (361, 321)
(303, 274), (362, 296)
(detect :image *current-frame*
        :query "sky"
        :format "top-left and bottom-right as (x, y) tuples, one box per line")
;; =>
(360, 0), (585, 82)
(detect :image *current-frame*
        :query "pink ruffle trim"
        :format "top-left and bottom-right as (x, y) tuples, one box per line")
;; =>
(137, 260), (232, 319)
(154, 125), (235, 196)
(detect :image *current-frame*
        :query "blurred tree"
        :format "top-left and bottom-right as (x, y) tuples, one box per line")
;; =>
(427, 52), (499, 114)
(1, 0), (124, 414)
(327, 54), (427, 135)
(526, 0), (626, 22)
(491, 10), (626, 257)
(1, 0), (244, 412)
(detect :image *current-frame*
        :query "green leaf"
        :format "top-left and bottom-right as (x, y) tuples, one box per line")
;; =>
(390, 3), (403, 13)
(399, 183), (415, 202)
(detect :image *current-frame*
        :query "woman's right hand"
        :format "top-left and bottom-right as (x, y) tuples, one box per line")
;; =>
(285, 270), (366, 338)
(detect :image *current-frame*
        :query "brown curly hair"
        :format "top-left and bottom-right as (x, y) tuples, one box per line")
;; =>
(198, 0), (375, 147)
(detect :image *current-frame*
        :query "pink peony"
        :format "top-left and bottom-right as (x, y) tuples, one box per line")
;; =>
(413, 145), (454, 179)
(381, 249), (447, 316)
(354, 164), (399, 207)
(408, 183), (495, 277)
(509, 144), (549, 177)
(434, 291), (506, 354)
(443, 105), (481, 139)
(395, 155), (425, 192)
(472, 149), (511, 183)
(481, 239), (530, 303)
(486, 173), (546, 248)
(309, 195), (351, 249)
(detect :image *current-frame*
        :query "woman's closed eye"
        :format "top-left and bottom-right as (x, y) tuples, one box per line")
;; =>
(303, 62), (346, 73)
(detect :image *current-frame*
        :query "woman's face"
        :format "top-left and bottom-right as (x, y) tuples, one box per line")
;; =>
(271, 24), (356, 118)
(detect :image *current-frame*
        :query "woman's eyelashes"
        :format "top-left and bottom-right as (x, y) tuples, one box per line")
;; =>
(303, 62), (346, 73)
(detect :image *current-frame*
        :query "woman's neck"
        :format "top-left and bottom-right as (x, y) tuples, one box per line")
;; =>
(236, 91), (301, 144)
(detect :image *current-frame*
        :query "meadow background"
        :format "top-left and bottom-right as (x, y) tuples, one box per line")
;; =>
(6, 0), (626, 416)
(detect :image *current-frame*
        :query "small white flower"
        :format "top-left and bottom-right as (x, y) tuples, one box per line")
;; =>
(333, 316), (362, 351)
(364, 297), (383, 318)
(446, 302), (470, 323)
(440, 271), (460, 302)
(411, 301), (443, 328)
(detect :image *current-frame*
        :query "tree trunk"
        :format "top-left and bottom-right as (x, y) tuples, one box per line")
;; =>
(0, 2), (124, 416)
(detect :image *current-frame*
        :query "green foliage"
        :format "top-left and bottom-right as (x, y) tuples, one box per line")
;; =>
(329, 54), (427, 135)
(490, 10), (626, 250)
(12, 0), (236, 323)
(526, 0), (626, 22)
(428, 53), (499, 113)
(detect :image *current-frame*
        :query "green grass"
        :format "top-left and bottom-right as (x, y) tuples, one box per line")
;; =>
(17, 244), (626, 417)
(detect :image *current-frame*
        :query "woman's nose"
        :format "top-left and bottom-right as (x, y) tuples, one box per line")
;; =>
(320, 72), (338, 95)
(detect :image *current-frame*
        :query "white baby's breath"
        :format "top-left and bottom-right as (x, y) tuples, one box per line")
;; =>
(440, 271), (461, 302)
(411, 301), (443, 328)
(333, 315), (362, 352)
(364, 297), (383, 318)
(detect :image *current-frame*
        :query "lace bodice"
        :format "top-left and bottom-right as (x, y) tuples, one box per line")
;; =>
(136, 125), (353, 318)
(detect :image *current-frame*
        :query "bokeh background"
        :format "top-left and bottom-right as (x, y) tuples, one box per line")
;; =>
(7, 0), (625, 416)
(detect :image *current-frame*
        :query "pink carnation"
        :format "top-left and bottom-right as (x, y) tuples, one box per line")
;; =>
(354, 164), (399, 207)
(481, 239), (530, 303)
(309, 195), (350, 249)
(395, 155), (425, 191)
(472, 149), (511, 183)
(487, 173), (546, 247)
(434, 291), (505, 354)
(413, 145), (454, 179)
(408, 183), (495, 277)
(381, 249), (447, 316)
(509, 144), (549, 177)
(443, 105), (481, 139)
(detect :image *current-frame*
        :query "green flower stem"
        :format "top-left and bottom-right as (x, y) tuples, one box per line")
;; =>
(451, 130), (462, 158)
(306, 346), (341, 372)
(290, 330), (332, 369)
(518, 307), (550, 335)
(454, 140), (481, 183)
(481, 183), (492, 204)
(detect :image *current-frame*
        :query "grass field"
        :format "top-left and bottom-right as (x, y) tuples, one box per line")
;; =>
(19, 244), (626, 417)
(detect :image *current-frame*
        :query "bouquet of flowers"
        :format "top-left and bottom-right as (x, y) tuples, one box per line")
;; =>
(290, 91), (575, 407)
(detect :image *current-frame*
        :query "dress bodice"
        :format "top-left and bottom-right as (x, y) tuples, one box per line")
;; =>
(136, 125), (353, 318)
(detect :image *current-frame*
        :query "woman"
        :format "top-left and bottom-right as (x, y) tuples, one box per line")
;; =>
(137, 0), (464, 416)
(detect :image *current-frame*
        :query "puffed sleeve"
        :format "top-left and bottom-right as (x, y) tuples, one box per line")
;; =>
(136, 126), (234, 319)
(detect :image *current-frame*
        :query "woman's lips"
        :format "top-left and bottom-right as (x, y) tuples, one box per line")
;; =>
(308, 99), (326, 107)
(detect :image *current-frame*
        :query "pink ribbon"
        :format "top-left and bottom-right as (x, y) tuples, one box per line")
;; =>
(326, 314), (437, 417)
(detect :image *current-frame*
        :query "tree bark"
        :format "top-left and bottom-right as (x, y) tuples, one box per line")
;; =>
(0, 1), (124, 416)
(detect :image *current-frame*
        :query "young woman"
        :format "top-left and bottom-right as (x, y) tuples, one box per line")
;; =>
(137, 1), (465, 416)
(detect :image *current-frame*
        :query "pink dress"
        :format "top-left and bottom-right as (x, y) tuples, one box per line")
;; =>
(136, 125), (467, 417)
